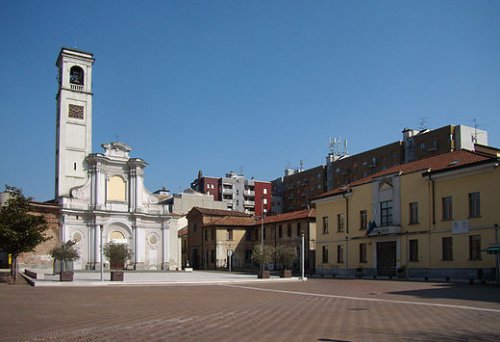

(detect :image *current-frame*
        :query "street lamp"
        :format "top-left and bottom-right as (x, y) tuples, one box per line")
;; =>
(300, 232), (305, 280)
(100, 224), (104, 282)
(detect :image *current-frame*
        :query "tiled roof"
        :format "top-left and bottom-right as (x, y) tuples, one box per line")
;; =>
(256, 209), (316, 225)
(209, 216), (257, 227)
(314, 149), (494, 200)
(190, 207), (252, 217)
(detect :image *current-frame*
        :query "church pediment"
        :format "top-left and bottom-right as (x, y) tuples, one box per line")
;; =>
(102, 142), (132, 160)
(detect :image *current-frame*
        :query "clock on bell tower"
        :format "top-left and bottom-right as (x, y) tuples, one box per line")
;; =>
(55, 48), (95, 198)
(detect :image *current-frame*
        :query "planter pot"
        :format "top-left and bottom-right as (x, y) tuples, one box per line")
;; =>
(258, 270), (270, 279)
(280, 269), (292, 278)
(111, 271), (124, 281)
(54, 260), (74, 275)
(60, 271), (74, 282)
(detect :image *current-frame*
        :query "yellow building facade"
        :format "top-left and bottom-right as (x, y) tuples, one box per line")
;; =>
(313, 149), (500, 281)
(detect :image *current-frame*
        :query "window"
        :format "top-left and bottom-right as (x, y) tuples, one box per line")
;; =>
(359, 243), (367, 263)
(204, 230), (208, 241)
(409, 239), (418, 262)
(245, 229), (252, 241)
(297, 222), (302, 237)
(337, 214), (345, 232)
(226, 229), (233, 241)
(322, 245), (329, 264)
(337, 245), (344, 263)
(359, 210), (367, 230)
(442, 237), (453, 261)
(469, 235), (481, 261)
(287, 224), (292, 237)
(211, 229), (215, 241)
(278, 225), (282, 238)
(409, 202), (419, 224)
(69, 66), (84, 85)
(322, 216), (329, 234)
(469, 192), (480, 218)
(263, 198), (268, 205)
(263, 188), (268, 195)
(263, 227), (266, 240)
(442, 196), (453, 221)
(380, 200), (393, 226)
(210, 250), (215, 264)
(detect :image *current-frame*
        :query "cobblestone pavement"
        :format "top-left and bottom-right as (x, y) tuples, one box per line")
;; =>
(1, 278), (499, 341)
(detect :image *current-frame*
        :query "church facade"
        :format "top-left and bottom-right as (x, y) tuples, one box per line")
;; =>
(55, 48), (180, 271)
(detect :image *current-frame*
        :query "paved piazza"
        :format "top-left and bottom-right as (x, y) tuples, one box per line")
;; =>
(1, 277), (500, 341)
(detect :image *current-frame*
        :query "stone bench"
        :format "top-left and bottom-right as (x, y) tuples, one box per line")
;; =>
(24, 269), (44, 279)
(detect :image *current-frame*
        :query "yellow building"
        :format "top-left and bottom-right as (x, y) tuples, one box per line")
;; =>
(256, 209), (316, 274)
(186, 207), (256, 270)
(186, 207), (316, 272)
(312, 149), (500, 282)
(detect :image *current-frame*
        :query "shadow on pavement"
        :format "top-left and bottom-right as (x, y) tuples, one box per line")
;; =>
(405, 330), (500, 342)
(387, 283), (500, 304)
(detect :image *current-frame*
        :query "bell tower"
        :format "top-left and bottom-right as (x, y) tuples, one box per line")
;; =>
(55, 48), (95, 198)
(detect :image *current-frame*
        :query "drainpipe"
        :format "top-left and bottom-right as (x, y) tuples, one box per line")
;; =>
(343, 191), (350, 271)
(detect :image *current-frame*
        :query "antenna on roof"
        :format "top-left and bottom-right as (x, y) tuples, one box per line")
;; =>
(328, 136), (348, 158)
(418, 117), (429, 131)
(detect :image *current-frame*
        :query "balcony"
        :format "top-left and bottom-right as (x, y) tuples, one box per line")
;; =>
(243, 200), (255, 207)
(367, 225), (401, 236)
(70, 84), (84, 92)
(244, 190), (255, 197)
(222, 188), (233, 195)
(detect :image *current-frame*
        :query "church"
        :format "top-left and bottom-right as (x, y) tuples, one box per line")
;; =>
(55, 48), (181, 271)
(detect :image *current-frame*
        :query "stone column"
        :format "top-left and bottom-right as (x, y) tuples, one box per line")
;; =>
(134, 224), (145, 270)
(162, 219), (170, 270)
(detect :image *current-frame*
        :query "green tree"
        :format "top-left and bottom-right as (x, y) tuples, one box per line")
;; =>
(103, 242), (132, 270)
(0, 186), (51, 281)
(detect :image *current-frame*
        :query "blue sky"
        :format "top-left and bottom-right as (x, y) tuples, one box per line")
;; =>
(1, 1), (499, 201)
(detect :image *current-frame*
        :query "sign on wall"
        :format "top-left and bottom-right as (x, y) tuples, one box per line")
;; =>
(452, 220), (469, 234)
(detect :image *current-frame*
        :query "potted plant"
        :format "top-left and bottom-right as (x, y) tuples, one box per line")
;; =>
(275, 245), (297, 278)
(103, 242), (132, 281)
(50, 240), (80, 281)
(355, 265), (363, 278)
(251, 245), (275, 279)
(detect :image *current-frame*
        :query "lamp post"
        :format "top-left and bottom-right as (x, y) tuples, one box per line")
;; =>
(228, 245), (232, 273)
(260, 197), (265, 275)
(100, 224), (104, 282)
(301, 232), (305, 281)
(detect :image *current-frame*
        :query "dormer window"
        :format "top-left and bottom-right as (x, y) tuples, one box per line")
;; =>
(69, 66), (84, 85)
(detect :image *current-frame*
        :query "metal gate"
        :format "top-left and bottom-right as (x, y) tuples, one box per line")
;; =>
(377, 241), (396, 276)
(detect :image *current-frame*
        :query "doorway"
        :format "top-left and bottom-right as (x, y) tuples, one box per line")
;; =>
(376, 241), (396, 276)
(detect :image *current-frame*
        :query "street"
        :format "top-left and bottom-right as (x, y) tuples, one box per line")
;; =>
(1, 278), (499, 341)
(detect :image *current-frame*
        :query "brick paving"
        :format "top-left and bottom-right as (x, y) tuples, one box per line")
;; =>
(1, 278), (499, 341)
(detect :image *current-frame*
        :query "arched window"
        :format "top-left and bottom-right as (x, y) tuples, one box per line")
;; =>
(69, 66), (84, 85)
(110, 230), (127, 244)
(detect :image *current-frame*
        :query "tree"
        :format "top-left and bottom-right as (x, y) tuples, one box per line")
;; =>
(275, 245), (298, 270)
(0, 186), (51, 281)
(103, 242), (132, 270)
(251, 245), (275, 269)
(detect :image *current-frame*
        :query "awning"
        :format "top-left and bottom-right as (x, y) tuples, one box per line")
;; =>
(482, 245), (500, 254)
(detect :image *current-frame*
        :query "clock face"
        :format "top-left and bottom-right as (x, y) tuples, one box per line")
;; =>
(69, 66), (83, 85)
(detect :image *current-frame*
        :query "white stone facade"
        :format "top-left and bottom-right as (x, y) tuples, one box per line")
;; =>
(55, 48), (181, 271)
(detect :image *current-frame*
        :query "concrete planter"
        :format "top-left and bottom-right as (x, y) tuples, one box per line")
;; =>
(258, 270), (270, 279)
(59, 271), (74, 282)
(111, 271), (124, 281)
(280, 269), (292, 278)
